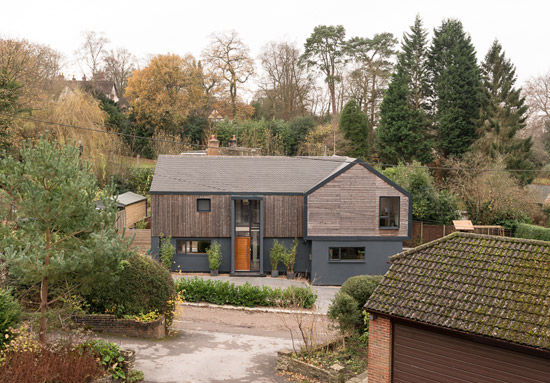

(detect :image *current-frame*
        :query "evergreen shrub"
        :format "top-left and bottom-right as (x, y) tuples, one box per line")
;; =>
(515, 223), (550, 241)
(0, 288), (21, 349)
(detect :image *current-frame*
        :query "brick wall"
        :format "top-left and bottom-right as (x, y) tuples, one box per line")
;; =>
(73, 314), (165, 339)
(368, 315), (392, 383)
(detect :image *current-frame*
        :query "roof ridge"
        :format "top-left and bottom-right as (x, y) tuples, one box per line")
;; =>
(391, 231), (550, 263)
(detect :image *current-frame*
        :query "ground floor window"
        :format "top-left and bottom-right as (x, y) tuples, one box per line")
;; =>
(329, 247), (365, 261)
(176, 240), (211, 255)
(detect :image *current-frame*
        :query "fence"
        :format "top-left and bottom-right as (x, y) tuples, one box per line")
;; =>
(403, 222), (510, 247)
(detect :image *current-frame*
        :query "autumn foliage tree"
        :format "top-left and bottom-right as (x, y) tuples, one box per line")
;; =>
(125, 54), (206, 135)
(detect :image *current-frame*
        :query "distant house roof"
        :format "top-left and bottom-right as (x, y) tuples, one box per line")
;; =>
(117, 192), (147, 206)
(366, 232), (550, 351)
(527, 183), (550, 204)
(94, 192), (146, 210)
(150, 155), (355, 194)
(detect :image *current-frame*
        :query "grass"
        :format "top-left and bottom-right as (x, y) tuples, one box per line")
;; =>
(296, 336), (368, 381)
(119, 155), (157, 168)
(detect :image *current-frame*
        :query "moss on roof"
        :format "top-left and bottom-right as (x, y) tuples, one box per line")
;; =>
(366, 232), (550, 351)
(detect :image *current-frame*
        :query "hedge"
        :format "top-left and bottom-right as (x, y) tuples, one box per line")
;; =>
(175, 277), (317, 309)
(514, 223), (550, 241)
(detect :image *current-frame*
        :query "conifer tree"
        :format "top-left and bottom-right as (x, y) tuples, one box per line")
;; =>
(376, 15), (433, 164)
(0, 137), (131, 342)
(340, 99), (370, 159)
(428, 19), (481, 158)
(476, 40), (534, 185)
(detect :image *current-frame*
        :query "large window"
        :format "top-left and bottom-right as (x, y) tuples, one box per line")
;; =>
(329, 247), (365, 261)
(176, 240), (211, 255)
(379, 196), (400, 229)
(197, 198), (211, 212)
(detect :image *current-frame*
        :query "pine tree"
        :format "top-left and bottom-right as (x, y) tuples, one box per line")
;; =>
(340, 99), (370, 159)
(428, 19), (481, 158)
(0, 137), (132, 342)
(476, 40), (534, 185)
(375, 15), (433, 164)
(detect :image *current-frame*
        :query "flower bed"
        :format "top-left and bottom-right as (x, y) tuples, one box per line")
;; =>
(277, 337), (368, 383)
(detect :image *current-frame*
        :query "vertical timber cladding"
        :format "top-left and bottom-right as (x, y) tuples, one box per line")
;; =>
(263, 195), (304, 237)
(307, 164), (409, 237)
(151, 194), (231, 237)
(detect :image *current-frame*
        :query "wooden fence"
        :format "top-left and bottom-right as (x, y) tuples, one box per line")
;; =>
(124, 229), (151, 254)
(403, 222), (510, 247)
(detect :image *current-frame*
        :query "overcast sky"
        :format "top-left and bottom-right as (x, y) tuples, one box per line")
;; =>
(3, 0), (549, 85)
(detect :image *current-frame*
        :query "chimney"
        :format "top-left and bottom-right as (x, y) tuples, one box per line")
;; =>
(229, 134), (237, 148)
(207, 135), (219, 155)
(82, 75), (87, 81)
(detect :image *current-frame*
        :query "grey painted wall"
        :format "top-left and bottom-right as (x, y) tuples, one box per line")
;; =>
(151, 237), (232, 273)
(263, 238), (311, 274)
(311, 240), (402, 285)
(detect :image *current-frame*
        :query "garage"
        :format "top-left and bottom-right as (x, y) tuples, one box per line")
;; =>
(392, 323), (550, 383)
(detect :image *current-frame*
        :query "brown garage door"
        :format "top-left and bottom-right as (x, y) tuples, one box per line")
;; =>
(393, 323), (550, 383)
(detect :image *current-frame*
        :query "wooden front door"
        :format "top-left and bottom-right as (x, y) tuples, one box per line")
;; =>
(235, 237), (250, 271)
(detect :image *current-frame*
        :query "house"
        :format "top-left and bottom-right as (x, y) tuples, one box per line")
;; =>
(365, 232), (550, 383)
(149, 150), (412, 285)
(63, 75), (128, 108)
(95, 191), (147, 231)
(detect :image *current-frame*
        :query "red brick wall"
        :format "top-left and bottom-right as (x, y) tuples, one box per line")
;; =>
(368, 315), (392, 383)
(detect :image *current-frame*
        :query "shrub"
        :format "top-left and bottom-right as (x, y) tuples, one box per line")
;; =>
(0, 345), (103, 383)
(269, 240), (285, 270)
(340, 275), (384, 307)
(328, 275), (383, 334)
(159, 236), (175, 270)
(515, 223), (550, 241)
(0, 288), (21, 349)
(207, 241), (222, 270)
(84, 253), (176, 324)
(127, 167), (154, 196)
(80, 339), (127, 380)
(282, 238), (298, 273)
(175, 277), (317, 309)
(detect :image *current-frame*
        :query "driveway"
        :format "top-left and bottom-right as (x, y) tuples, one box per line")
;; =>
(173, 273), (340, 314)
(106, 306), (336, 383)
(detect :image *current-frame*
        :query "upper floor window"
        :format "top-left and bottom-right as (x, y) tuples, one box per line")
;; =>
(379, 197), (400, 229)
(197, 198), (211, 212)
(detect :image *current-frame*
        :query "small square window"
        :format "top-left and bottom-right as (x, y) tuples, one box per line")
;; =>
(379, 197), (400, 229)
(197, 198), (211, 212)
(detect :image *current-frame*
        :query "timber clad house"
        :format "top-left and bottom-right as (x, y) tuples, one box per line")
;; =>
(149, 153), (411, 285)
(365, 233), (550, 382)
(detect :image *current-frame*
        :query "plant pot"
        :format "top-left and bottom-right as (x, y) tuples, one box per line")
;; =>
(286, 271), (295, 280)
(210, 269), (219, 277)
(271, 270), (279, 278)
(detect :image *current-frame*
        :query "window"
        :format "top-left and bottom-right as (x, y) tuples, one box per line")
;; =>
(379, 197), (400, 229)
(197, 198), (211, 212)
(329, 247), (365, 261)
(175, 240), (211, 255)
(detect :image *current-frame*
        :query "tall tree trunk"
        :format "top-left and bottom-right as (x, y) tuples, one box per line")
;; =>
(39, 256), (49, 343)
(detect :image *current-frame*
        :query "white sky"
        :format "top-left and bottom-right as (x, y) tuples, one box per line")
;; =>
(3, 0), (549, 86)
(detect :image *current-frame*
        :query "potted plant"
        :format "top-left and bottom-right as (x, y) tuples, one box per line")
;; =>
(269, 240), (284, 278)
(207, 241), (222, 276)
(283, 238), (298, 280)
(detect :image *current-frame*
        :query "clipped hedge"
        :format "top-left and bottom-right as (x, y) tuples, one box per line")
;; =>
(175, 277), (317, 309)
(84, 254), (175, 321)
(514, 223), (550, 241)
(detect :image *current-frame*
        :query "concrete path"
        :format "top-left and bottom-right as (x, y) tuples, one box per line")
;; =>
(108, 320), (295, 383)
(173, 273), (340, 314)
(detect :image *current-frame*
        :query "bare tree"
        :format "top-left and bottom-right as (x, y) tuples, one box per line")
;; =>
(522, 72), (550, 159)
(202, 30), (254, 118)
(256, 41), (313, 120)
(75, 31), (110, 79)
(103, 47), (136, 96)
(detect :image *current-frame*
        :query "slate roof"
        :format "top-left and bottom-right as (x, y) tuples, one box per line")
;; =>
(366, 232), (550, 351)
(150, 155), (354, 194)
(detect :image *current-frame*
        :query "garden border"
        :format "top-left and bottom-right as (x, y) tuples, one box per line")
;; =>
(73, 314), (165, 339)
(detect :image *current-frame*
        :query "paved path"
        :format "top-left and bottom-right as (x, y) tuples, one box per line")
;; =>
(173, 273), (340, 314)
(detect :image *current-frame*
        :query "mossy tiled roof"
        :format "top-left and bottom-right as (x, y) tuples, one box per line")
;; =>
(366, 232), (550, 351)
